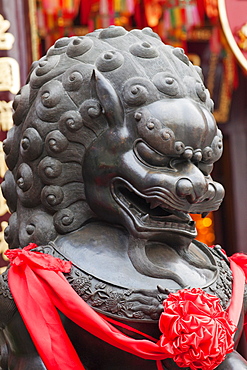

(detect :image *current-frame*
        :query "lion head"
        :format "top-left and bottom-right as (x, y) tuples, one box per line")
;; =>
(2, 26), (224, 249)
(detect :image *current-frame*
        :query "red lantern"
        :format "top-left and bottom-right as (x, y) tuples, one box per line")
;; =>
(41, 0), (81, 20)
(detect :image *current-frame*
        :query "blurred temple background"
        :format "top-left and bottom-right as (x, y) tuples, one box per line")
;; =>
(0, 0), (247, 352)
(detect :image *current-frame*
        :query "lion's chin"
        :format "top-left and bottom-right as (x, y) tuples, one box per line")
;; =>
(111, 177), (197, 238)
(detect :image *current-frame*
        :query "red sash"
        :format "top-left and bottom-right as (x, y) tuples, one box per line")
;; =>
(5, 244), (246, 370)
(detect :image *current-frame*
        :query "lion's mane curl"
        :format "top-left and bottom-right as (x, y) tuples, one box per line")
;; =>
(2, 26), (213, 248)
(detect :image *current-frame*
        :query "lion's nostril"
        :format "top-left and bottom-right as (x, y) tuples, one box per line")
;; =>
(202, 183), (216, 202)
(176, 177), (210, 204)
(176, 178), (194, 198)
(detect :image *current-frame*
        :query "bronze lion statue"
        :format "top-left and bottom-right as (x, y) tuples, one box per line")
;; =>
(0, 26), (246, 370)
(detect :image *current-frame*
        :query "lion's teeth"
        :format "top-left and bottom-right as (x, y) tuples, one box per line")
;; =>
(172, 209), (191, 221)
(141, 214), (149, 223)
(150, 200), (161, 209)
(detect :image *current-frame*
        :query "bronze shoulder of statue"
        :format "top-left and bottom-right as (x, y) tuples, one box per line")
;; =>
(0, 270), (15, 328)
(0, 270), (46, 369)
(0, 25), (247, 370)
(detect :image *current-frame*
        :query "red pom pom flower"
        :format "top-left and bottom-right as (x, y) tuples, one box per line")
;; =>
(158, 288), (237, 370)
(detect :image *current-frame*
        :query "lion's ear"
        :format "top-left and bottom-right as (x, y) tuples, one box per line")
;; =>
(92, 70), (124, 127)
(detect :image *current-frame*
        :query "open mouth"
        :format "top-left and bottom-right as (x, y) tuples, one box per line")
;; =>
(111, 178), (197, 237)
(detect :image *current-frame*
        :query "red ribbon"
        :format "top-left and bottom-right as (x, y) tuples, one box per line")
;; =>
(5, 244), (167, 369)
(229, 253), (247, 339)
(5, 244), (245, 370)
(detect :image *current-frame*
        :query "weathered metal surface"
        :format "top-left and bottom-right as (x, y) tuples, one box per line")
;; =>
(0, 26), (246, 369)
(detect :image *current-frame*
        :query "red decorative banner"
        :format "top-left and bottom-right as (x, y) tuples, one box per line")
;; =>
(218, 0), (247, 72)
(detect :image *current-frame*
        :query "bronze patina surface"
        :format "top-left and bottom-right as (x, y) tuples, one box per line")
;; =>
(0, 26), (246, 369)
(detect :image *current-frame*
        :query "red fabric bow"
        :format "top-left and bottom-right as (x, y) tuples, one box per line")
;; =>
(5, 244), (244, 370)
(159, 288), (236, 370)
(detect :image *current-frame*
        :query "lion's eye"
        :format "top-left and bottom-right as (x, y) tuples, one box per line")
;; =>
(134, 141), (171, 168)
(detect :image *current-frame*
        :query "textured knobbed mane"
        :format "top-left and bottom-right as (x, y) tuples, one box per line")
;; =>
(2, 26), (221, 249)
(2, 27), (247, 370)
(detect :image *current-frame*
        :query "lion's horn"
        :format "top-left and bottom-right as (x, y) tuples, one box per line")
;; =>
(92, 70), (124, 127)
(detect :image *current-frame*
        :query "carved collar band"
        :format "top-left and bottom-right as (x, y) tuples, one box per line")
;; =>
(5, 244), (245, 370)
